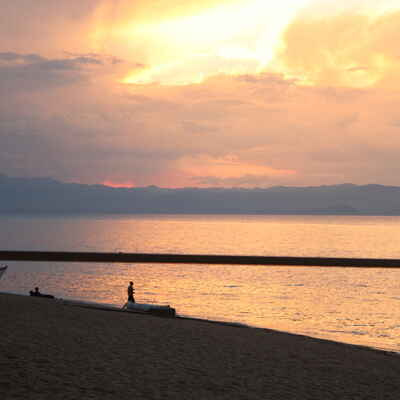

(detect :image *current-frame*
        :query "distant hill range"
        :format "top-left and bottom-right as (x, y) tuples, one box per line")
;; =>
(1, 174), (400, 215)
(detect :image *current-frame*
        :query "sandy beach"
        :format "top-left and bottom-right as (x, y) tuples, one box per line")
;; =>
(1, 293), (400, 399)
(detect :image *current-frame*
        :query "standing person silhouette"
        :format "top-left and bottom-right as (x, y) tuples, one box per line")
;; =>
(127, 281), (135, 303)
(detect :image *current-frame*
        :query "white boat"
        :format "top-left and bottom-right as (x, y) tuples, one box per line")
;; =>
(0, 265), (7, 280)
(125, 301), (176, 317)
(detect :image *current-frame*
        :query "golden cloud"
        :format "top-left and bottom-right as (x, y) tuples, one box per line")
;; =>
(274, 10), (400, 88)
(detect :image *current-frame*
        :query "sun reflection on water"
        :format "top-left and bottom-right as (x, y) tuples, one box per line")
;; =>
(1, 214), (400, 352)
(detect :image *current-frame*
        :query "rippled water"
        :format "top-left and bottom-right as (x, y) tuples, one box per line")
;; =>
(1, 214), (400, 352)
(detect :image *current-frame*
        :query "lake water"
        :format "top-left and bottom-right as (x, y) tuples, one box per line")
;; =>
(1, 213), (400, 352)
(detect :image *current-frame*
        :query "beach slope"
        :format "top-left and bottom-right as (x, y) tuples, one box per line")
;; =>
(1, 293), (399, 399)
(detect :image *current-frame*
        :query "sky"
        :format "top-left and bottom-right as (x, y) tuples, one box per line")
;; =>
(1, 0), (400, 188)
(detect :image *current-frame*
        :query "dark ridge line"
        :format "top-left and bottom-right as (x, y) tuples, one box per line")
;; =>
(1, 251), (400, 268)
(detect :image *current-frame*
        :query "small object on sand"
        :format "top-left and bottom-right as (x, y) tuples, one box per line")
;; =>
(125, 301), (176, 317)
(0, 265), (7, 280)
(29, 287), (55, 299)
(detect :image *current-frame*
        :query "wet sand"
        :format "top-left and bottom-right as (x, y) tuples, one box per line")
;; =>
(1, 292), (400, 399)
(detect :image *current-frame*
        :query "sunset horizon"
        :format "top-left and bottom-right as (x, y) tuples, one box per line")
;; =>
(2, 4), (400, 397)
(1, 1), (399, 188)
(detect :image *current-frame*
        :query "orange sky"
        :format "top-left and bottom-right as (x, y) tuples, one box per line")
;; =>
(1, 0), (400, 187)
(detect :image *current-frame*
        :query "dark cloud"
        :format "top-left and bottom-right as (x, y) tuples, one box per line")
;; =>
(0, 52), (45, 63)
(0, 52), (110, 69)
(0, 52), (124, 92)
(64, 52), (127, 66)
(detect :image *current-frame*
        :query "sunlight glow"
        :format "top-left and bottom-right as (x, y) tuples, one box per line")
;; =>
(178, 155), (297, 181)
(102, 181), (135, 188)
(122, 0), (311, 85)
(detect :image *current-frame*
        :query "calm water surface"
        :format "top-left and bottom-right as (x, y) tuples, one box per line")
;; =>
(1, 214), (400, 352)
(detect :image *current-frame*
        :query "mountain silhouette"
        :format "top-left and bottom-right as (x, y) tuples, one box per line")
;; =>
(1, 175), (400, 215)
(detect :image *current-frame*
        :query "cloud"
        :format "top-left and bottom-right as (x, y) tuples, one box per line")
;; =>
(0, 52), (143, 94)
(1, 1), (400, 188)
(192, 174), (296, 187)
(2, 61), (400, 187)
(0, 1), (101, 55)
(274, 10), (400, 88)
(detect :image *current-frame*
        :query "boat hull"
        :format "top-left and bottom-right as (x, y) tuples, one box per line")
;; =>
(126, 301), (176, 317)
(0, 265), (7, 280)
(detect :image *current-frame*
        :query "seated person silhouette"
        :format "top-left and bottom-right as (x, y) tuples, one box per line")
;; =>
(30, 287), (54, 299)
(30, 287), (41, 296)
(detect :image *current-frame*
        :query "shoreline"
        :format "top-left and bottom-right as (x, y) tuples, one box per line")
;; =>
(2, 290), (398, 355)
(1, 292), (400, 399)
